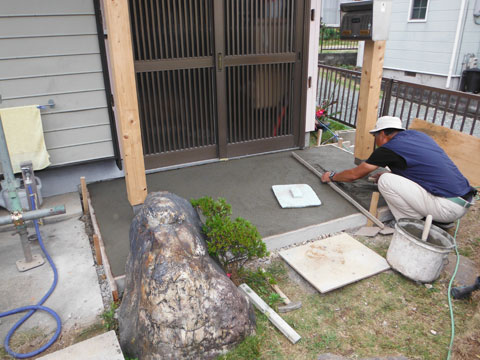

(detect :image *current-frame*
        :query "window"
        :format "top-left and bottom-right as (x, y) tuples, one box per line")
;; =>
(409, 0), (428, 21)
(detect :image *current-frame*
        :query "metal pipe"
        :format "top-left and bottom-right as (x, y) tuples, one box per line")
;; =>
(0, 115), (22, 213)
(0, 206), (66, 226)
(19, 227), (33, 263)
(446, 0), (467, 88)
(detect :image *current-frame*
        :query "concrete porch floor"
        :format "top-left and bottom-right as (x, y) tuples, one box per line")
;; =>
(0, 193), (104, 346)
(89, 145), (389, 277)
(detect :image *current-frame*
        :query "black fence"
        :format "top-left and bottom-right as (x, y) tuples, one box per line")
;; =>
(320, 26), (358, 53)
(317, 64), (480, 137)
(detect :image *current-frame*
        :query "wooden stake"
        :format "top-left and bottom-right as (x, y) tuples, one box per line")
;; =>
(366, 191), (380, 227)
(316, 129), (322, 146)
(354, 40), (386, 162)
(87, 188), (119, 301)
(239, 284), (301, 344)
(80, 177), (88, 215)
(93, 234), (103, 266)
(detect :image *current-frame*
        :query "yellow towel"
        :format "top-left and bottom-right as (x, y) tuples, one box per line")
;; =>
(0, 105), (50, 174)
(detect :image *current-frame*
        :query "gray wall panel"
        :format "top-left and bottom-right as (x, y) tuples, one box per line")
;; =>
(0, 0), (94, 16)
(0, 16), (97, 38)
(41, 109), (110, 132)
(384, 0), (464, 76)
(1, 73), (105, 99)
(0, 35), (100, 59)
(1, 91), (108, 113)
(44, 124), (113, 149)
(0, 1), (114, 168)
(0, 54), (102, 79)
(48, 142), (115, 166)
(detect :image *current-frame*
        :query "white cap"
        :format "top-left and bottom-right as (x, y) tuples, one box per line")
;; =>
(369, 116), (405, 133)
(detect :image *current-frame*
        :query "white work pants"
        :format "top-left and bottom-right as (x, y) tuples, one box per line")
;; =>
(377, 173), (468, 222)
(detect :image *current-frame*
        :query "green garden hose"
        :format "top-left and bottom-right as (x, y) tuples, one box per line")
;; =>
(446, 220), (460, 360)
(446, 187), (479, 359)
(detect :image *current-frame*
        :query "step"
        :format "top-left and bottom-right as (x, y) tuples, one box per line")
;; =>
(38, 331), (124, 360)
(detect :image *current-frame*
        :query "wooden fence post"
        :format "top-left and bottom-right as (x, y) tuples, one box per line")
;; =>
(102, 0), (147, 206)
(354, 40), (386, 163)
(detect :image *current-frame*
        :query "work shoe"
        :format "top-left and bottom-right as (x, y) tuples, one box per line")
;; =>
(421, 217), (455, 230)
(432, 220), (455, 230)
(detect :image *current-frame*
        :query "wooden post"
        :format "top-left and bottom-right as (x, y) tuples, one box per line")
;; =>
(366, 191), (380, 227)
(316, 129), (322, 146)
(80, 176), (89, 215)
(354, 40), (386, 163)
(93, 234), (103, 265)
(102, 0), (147, 206)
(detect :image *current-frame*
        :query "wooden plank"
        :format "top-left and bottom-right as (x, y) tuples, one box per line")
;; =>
(354, 40), (386, 162)
(80, 176), (89, 215)
(316, 129), (322, 146)
(366, 191), (380, 227)
(87, 189), (118, 301)
(93, 234), (103, 265)
(238, 284), (301, 344)
(103, 0), (147, 206)
(409, 118), (480, 187)
(292, 152), (385, 229)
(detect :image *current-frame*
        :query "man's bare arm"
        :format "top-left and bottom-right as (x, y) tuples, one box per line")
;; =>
(321, 162), (379, 183)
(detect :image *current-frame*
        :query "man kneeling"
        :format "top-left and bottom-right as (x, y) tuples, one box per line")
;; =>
(321, 116), (476, 225)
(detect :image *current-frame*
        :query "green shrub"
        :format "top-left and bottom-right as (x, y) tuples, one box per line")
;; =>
(190, 197), (268, 272)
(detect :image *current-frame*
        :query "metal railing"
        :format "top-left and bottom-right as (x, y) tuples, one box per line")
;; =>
(317, 64), (480, 137)
(320, 26), (358, 53)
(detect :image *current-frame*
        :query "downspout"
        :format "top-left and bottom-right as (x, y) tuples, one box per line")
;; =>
(446, 0), (467, 88)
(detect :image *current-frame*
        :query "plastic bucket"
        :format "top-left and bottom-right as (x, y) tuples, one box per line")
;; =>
(386, 218), (455, 283)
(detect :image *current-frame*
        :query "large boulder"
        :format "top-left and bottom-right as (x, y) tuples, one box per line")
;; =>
(119, 192), (255, 360)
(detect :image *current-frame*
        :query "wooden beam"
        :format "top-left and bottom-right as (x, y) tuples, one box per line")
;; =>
(87, 191), (118, 301)
(102, 0), (147, 206)
(354, 40), (386, 163)
(238, 283), (301, 344)
(80, 176), (89, 215)
(366, 191), (380, 227)
(409, 119), (480, 187)
(93, 234), (103, 266)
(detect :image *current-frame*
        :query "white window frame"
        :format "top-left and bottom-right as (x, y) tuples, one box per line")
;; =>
(407, 0), (429, 22)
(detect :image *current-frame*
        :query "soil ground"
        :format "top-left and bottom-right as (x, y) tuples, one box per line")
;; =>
(224, 201), (480, 360)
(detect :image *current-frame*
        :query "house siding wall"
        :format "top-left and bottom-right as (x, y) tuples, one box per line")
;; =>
(384, 0), (463, 76)
(0, 0), (114, 167)
(456, 2), (480, 75)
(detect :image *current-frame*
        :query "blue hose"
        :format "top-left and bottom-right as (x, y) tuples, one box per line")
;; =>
(0, 185), (61, 358)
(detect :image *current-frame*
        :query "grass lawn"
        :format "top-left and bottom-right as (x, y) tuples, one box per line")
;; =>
(220, 203), (480, 360)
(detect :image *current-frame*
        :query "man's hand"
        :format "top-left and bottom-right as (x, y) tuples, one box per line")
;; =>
(369, 171), (388, 183)
(320, 162), (379, 184)
(321, 171), (332, 183)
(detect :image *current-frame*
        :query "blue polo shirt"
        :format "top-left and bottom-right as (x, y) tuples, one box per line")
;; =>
(378, 130), (471, 198)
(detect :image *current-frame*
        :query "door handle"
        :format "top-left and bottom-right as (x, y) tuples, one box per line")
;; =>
(217, 52), (223, 71)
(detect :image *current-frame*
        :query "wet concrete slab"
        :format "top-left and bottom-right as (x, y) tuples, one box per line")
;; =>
(88, 145), (384, 277)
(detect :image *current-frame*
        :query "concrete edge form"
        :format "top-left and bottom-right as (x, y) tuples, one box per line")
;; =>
(264, 206), (393, 251)
(86, 188), (119, 300)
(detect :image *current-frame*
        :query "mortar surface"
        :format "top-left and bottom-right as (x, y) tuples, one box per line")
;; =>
(89, 146), (382, 276)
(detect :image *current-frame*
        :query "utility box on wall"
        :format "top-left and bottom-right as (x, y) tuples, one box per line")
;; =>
(340, 0), (392, 41)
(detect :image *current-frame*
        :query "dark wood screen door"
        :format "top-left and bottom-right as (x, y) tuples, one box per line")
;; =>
(129, 0), (305, 169)
(215, 0), (305, 158)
